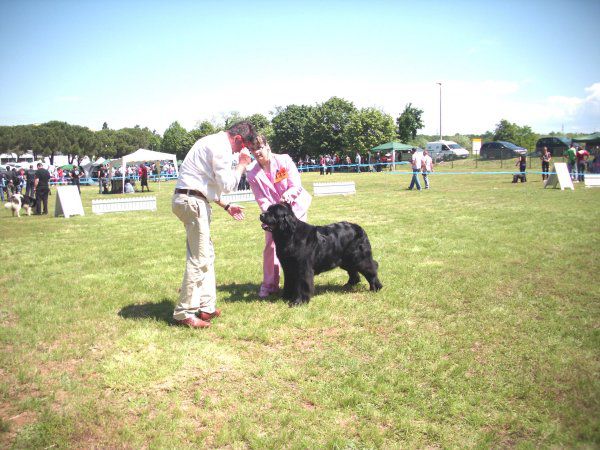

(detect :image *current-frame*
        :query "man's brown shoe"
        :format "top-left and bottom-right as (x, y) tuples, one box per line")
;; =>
(176, 316), (210, 328)
(198, 309), (221, 321)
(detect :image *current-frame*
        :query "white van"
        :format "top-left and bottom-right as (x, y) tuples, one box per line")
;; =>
(426, 140), (469, 160)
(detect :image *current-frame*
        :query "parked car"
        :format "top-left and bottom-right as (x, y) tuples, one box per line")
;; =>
(534, 136), (571, 157)
(426, 140), (469, 160)
(479, 141), (527, 159)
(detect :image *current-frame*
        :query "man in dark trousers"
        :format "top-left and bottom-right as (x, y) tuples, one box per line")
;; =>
(25, 164), (36, 198)
(70, 165), (81, 193)
(34, 163), (51, 215)
(139, 164), (149, 192)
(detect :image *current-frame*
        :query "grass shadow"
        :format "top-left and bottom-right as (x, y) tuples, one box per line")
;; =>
(118, 298), (175, 324)
(219, 282), (270, 303)
(219, 281), (359, 304)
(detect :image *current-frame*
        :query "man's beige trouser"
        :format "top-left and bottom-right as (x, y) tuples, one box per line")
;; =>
(172, 193), (216, 320)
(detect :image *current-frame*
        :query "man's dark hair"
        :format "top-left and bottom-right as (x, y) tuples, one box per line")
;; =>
(227, 121), (257, 143)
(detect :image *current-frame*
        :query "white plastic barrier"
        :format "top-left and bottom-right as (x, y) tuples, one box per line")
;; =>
(313, 181), (356, 196)
(221, 189), (255, 203)
(92, 196), (157, 214)
(584, 174), (600, 188)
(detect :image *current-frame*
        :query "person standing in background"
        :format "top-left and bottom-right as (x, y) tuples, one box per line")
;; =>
(421, 149), (434, 189)
(34, 163), (51, 215)
(576, 146), (590, 183)
(25, 165), (36, 198)
(407, 148), (423, 191)
(70, 165), (81, 193)
(540, 146), (551, 181)
(565, 144), (577, 181)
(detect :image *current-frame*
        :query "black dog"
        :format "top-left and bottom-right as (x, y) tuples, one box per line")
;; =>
(260, 203), (382, 305)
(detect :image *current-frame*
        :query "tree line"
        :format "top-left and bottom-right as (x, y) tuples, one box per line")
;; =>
(0, 96), (588, 164)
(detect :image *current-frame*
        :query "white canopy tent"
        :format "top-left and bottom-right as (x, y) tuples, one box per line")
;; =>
(108, 149), (178, 193)
(81, 156), (106, 178)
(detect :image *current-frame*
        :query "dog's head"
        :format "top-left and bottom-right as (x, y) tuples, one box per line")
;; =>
(259, 203), (297, 234)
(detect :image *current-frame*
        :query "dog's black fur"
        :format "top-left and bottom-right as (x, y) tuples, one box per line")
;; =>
(260, 203), (382, 305)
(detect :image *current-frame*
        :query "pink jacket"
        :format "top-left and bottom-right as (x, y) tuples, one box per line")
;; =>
(246, 153), (311, 217)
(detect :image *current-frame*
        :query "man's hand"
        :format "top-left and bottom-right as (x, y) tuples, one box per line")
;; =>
(238, 149), (252, 166)
(227, 204), (245, 221)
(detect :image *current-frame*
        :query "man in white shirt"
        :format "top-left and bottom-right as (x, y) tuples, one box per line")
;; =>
(421, 149), (434, 189)
(172, 121), (256, 328)
(407, 148), (423, 191)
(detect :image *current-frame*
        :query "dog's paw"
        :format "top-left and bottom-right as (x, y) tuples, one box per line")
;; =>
(370, 280), (383, 291)
(288, 298), (306, 307)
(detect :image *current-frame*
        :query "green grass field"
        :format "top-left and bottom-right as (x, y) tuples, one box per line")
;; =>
(1, 165), (599, 448)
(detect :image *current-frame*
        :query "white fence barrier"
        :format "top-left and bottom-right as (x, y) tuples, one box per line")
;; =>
(221, 189), (255, 203)
(313, 181), (356, 197)
(584, 175), (600, 188)
(92, 196), (157, 214)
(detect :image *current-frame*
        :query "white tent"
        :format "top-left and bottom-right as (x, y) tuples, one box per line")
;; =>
(81, 157), (106, 178)
(108, 149), (179, 193)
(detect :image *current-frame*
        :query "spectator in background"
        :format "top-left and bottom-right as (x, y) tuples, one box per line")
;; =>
(124, 178), (135, 194)
(25, 165), (36, 198)
(576, 146), (590, 182)
(540, 146), (552, 181)
(139, 164), (149, 192)
(34, 163), (51, 215)
(421, 149), (434, 189)
(565, 144), (577, 181)
(70, 165), (81, 193)
(355, 152), (362, 173)
(513, 155), (527, 183)
(407, 148), (423, 191)
(0, 169), (5, 202)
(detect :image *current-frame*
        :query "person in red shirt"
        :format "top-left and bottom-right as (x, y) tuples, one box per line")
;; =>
(576, 147), (590, 182)
(139, 164), (149, 192)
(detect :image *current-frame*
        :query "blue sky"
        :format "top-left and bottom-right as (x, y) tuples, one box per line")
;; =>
(1, 0), (598, 135)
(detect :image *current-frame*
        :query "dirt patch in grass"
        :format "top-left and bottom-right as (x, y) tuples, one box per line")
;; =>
(0, 405), (38, 448)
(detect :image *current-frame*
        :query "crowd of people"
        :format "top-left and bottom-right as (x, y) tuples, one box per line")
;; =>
(563, 144), (599, 182)
(296, 152), (390, 174)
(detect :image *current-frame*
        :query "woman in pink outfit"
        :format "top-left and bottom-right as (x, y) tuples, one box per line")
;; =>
(246, 135), (312, 298)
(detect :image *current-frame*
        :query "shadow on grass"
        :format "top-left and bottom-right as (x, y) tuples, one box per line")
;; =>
(219, 281), (354, 304)
(118, 298), (175, 324)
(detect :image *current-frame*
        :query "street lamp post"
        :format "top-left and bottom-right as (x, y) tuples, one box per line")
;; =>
(437, 82), (442, 141)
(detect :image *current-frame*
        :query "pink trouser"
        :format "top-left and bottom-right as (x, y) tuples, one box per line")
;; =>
(261, 210), (307, 292)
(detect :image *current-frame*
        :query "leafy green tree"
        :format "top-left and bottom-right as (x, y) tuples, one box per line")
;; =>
(244, 113), (270, 133)
(307, 97), (356, 157)
(493, 119), (538, 151)
(345, 108), (396, 154)
(222, 111), (244, 129)
(396, 103), (424, 142)
(189, 120), (218, 142)
(271, 104), (314, 159)
(161, 121), (194, 161)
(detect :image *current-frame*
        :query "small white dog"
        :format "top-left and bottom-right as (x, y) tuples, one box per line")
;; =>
(4, 193), (31, 217)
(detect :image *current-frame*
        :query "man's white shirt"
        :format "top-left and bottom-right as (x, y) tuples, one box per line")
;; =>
(176, 131), (240, 201)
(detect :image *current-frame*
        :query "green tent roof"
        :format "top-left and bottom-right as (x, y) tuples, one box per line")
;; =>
(572, 132), (600, 144)
(370, 141), (414, 152)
